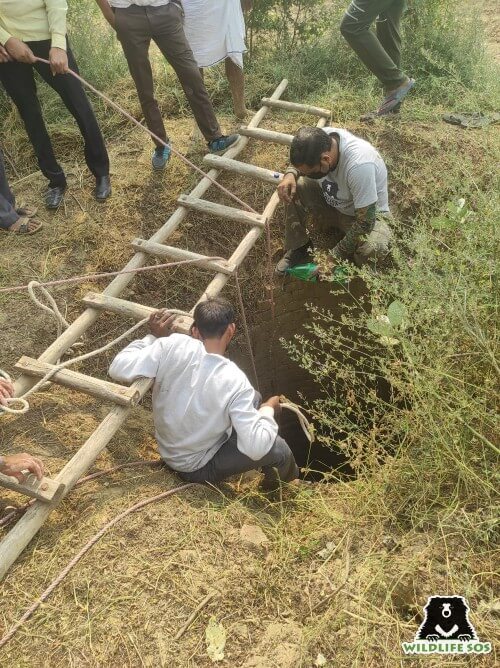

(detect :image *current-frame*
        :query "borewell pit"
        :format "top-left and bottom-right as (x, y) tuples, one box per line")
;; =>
(230, 276), (367, 481)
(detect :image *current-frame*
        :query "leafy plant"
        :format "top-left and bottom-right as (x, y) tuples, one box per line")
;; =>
(283, 187), (499, 523)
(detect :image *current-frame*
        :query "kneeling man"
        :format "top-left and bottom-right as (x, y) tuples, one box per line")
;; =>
(109, 298), (299, 486)
(276, 126), (392, 273)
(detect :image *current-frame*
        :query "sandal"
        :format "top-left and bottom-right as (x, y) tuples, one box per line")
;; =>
(16, 205), (38, 218)
(1, 216), (43, 236)
(377, 78), (415, 116)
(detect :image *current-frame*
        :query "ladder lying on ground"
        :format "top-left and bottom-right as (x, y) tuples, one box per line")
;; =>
(0, 79), (330, 579)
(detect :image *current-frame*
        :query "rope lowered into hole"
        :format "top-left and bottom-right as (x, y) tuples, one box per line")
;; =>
(280, 396), (315, 443)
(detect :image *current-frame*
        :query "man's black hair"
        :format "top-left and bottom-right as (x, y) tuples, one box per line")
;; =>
(290, 126), (332, 167)
(193, 297), (235, 339)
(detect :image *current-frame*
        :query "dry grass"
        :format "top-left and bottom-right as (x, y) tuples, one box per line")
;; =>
(0, 72), (499, 667)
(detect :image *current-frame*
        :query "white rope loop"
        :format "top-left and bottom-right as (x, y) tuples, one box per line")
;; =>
(0, 370), (30, 415)
(0, 285), (191, 416)
(27, 280), (70, 336)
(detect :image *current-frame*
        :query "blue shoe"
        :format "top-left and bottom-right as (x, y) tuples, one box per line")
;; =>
(152, 144), (171, 170)
(207, 134), (240, 154)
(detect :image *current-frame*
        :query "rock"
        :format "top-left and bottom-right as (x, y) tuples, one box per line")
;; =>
(240, 524), (269, 548)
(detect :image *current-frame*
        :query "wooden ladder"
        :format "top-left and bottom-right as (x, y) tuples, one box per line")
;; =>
(0, 80), (331, 578)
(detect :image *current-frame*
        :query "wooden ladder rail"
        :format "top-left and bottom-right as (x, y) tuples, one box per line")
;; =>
(0, 473), (65, 504)
(0, 80), (289, 580)
(0, 84), (330, 579)
(198, 115), (329, 307)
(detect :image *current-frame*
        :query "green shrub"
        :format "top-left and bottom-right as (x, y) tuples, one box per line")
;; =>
(283, 182), (499, 526)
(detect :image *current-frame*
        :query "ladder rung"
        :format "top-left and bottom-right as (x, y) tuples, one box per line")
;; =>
(177, 194), (266, 228)
(131, 238), (235, 275)
(82, 292), (194, 334)
(0, 471), (65, 503)
(203, 155), (283, 185)
(14, 356), (140, 407)
(261, 98), (331, 117)
(238, 127), (294, 146)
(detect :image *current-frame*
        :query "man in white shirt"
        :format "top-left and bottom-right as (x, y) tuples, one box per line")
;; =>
(95, 0), (240, 170)
(109, 297), (299, 486)
(276, 125), (392, 274)
(182, 0), (252, 120)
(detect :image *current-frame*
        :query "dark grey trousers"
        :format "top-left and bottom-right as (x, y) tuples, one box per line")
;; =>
(114, 2), (221, 145)
(179, 433), (299, 485)
(0, 148), (18, 230)
(179, 392), (299, 484)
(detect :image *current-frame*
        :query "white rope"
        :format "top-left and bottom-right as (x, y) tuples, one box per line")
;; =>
(0, 284), (191, 416)
(0, 370), (30, 415)
(280, 397), (315, 443)
(27, 281), (70, 337)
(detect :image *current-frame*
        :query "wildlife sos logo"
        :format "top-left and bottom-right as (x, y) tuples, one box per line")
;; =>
(402, 596), (492, 655)
(321, 179), (341, 207)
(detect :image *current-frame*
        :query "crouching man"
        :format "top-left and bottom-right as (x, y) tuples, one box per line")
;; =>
(109, 298), (299, 488)
(276, 125), (393, 274)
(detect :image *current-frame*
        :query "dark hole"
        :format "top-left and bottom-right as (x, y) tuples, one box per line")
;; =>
(229, 277), (369, 481)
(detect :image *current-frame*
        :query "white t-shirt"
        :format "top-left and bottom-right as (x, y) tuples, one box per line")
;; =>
(317, 127), (389, 216)
(109, 333), (277, 472)
(108, 0), (170, 8)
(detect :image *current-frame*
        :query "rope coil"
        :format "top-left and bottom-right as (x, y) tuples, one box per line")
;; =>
(0, 280), (191, 416)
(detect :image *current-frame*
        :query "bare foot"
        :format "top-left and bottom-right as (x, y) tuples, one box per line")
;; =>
(16, 205), (38, 217)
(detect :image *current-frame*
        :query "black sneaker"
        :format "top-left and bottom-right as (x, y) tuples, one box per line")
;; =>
(275, 241), (313, 275)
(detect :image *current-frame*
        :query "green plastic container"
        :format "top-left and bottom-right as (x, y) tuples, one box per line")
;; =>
(284, 263), (318, 282)
(285, 263), (350, 286)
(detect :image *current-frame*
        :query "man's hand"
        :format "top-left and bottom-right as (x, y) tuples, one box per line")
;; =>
(149, 309), (177, 338)
(0, 453), (45, 481)
(95, 0), (116, 28)
(241, 0), (254, 11)
(4, 37), (36, 64)
(277, 173), (297, 204)
(0, 45), (12, 63)
(261, 395), (282, 418)
(0, 379), (14, 406)
(49, 47), (69, 75)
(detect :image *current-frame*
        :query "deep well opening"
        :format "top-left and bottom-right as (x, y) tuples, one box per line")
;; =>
(229, 276), (371, 481)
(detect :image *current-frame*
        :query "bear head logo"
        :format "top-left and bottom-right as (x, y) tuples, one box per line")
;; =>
(416, 596), (477, 642)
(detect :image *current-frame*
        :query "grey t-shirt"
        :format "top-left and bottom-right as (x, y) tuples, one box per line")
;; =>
(318, 127), (389, 216)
